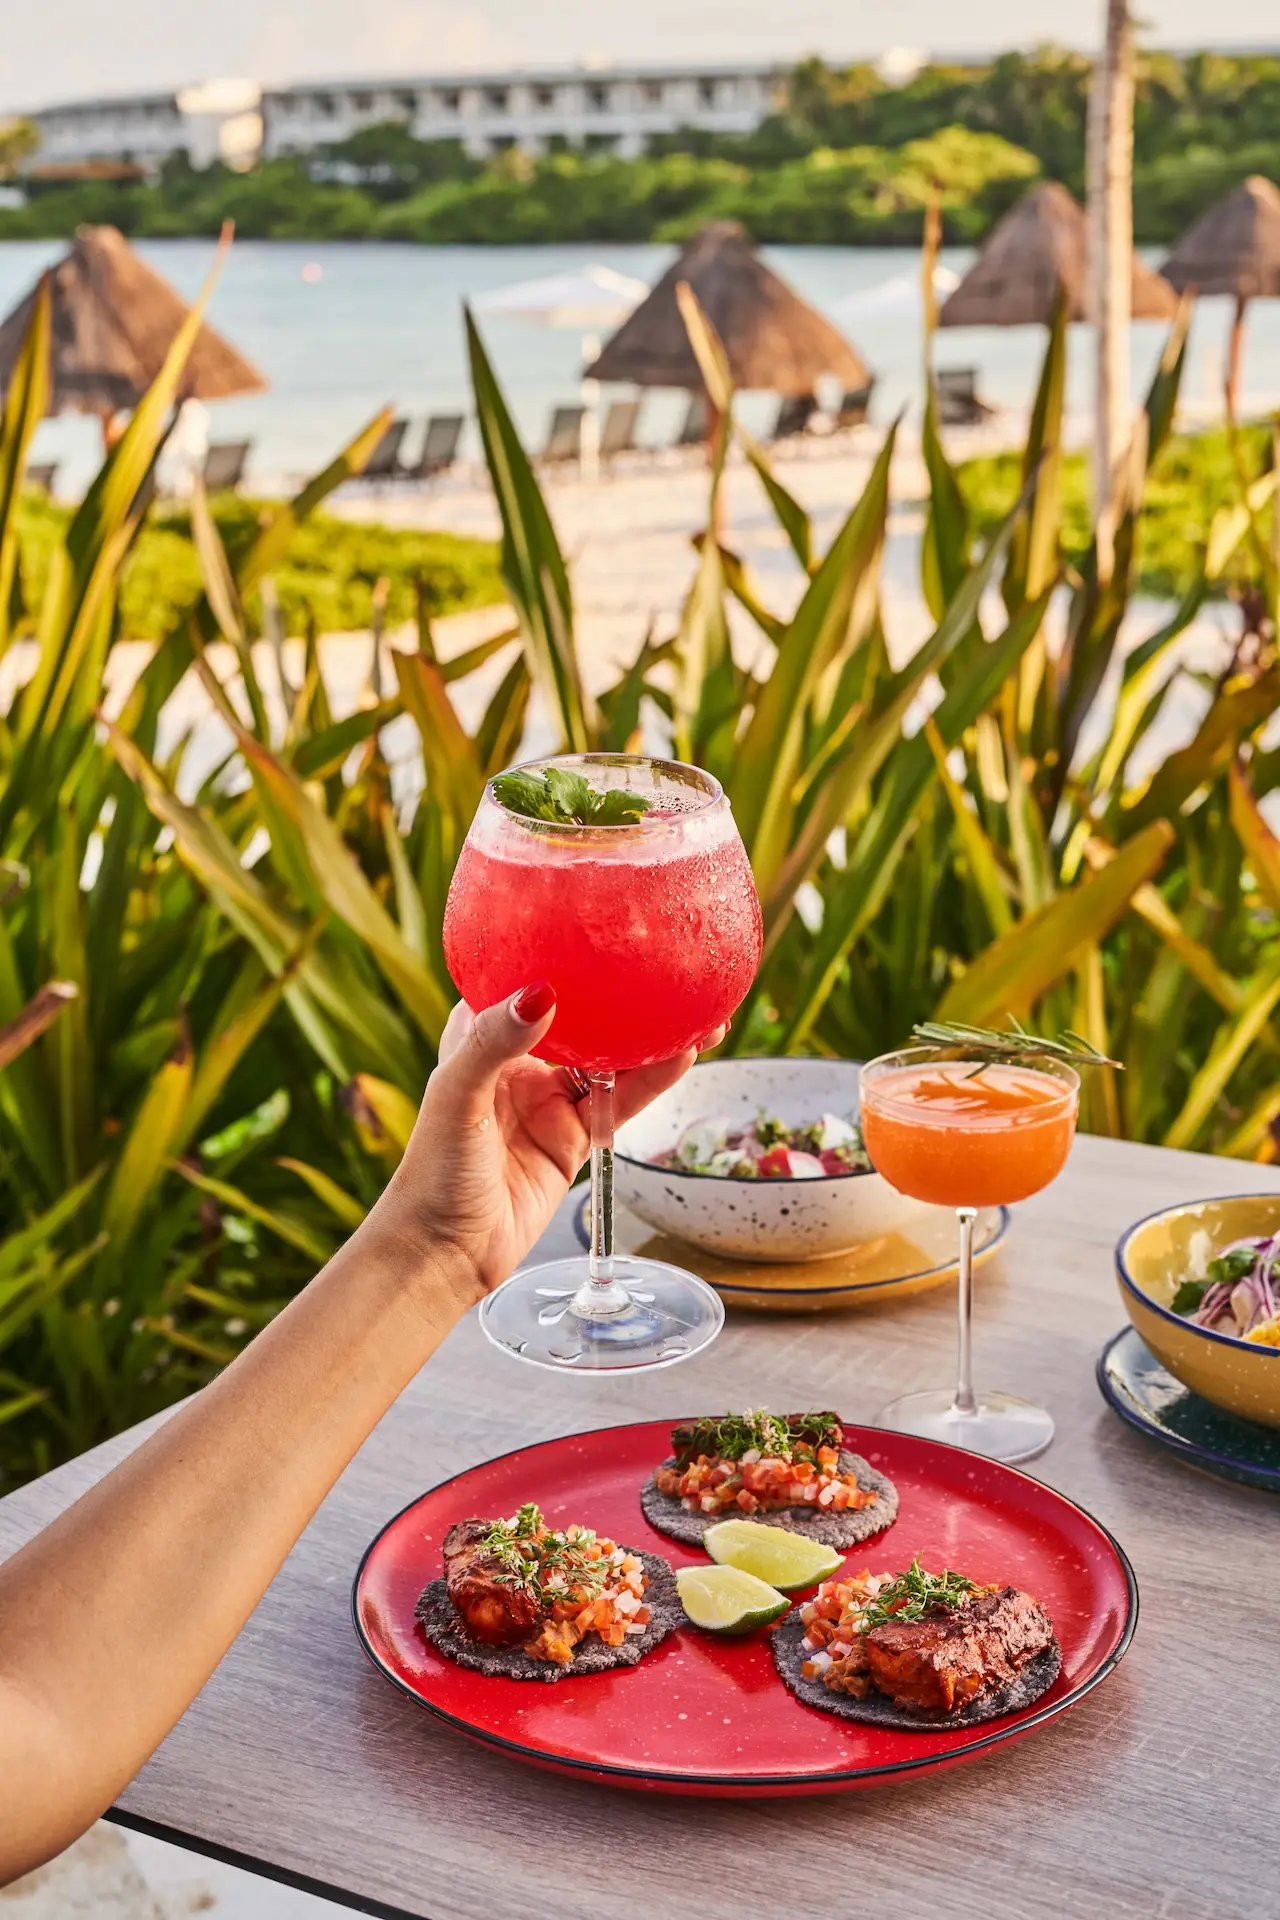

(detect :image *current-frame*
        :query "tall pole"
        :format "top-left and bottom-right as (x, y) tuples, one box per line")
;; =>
(1086, 0), (1134, 583)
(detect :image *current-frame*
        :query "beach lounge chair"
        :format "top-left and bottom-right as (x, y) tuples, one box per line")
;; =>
(202, 441), (251, 492)
(834, 382), (876, 430)
(540, 404), (584, 467)
(26, 462), (57, 493)
(769, 393), (819, 443)
(404, 414), (466, 482)
(934, 368), (995, 426)
(351, 418), (409, 489)
(675, 393), (710, 449)
(598, 398), (641, 468)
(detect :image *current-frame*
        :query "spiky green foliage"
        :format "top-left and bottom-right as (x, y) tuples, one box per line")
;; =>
(0, 245), (1277, 1493)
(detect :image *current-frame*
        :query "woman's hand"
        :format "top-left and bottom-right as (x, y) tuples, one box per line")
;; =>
(384, 983), (724, 1302)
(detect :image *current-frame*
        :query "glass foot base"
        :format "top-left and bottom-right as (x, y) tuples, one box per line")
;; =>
(478, 1255), (724, 1374)
(875, 1389), (1054, 1464)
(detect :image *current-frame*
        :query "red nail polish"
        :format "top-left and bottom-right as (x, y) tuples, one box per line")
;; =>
(513, 980), (556, 1024)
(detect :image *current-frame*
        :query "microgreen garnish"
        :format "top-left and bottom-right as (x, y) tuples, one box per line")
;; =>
(479, 1503), (609, 1606)
(859, 1558), (976, 1631)
(671, 1410), (842, 1467)
(911, 1017), (1121, 1070)
(491, 766), (655, 827)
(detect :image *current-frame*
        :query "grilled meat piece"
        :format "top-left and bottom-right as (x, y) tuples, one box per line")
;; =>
(866, 1585), (1054, 1713)
(442, 1518), (543, 1647)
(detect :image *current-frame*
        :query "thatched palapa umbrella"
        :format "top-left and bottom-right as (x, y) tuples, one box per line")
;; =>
(586, 221), (870, 401)
(939, 181), (1178, 329)
(0, 224), (265, 431)
(1160, 174), (1280, 416)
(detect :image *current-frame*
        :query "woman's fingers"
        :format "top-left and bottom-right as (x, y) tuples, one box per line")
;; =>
(431, 985), (557, 1120)
(436, 997), (476, 1067)
(613, 1048), (697, 1127)
(612, 1022), (729, 1127)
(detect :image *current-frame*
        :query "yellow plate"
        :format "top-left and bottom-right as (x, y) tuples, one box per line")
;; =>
(575, 1196), (1009, 1313)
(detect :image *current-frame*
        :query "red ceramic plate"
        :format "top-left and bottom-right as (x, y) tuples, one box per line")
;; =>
(352, 1419), (1136, 1796)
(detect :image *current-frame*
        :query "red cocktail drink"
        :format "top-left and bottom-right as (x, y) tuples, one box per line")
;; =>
(448, 754), (761, 1376)
(444, 812), (760, 1073)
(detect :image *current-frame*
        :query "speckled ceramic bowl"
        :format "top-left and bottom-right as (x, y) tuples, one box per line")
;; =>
(1115, 1195), (1280, 1429)
(613, 1057), (937, 1263)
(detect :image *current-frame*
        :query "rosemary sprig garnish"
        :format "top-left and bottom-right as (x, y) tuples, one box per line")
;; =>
(859, 1558), (977, 1632)
(911, 1017), (1122, 1071)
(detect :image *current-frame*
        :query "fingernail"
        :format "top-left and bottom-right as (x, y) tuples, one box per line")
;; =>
(513, 981), (555, 1024)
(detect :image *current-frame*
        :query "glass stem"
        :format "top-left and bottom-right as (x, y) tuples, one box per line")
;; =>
(568, 1072), (631, 1318)
(588, 1072), (616, 1287)
(951, 1206), (978, 1416)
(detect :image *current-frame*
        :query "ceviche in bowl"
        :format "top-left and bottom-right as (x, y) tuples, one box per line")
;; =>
(1116, 1194), (1280, 1429)
(652, 1109), (872, 1182)
(613, 1057), (939, 1263)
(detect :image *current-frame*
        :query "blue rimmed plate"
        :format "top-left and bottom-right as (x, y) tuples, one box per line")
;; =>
(1097, 1325), (1280, 1493)
(574, 1193), (1009, 1313)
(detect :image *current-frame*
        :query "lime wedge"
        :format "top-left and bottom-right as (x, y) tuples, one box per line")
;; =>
(703, 1518), (842, 1594)
(676, 1564), (790, 1634)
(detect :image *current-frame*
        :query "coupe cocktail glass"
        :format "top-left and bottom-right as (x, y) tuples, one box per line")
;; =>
(858, 1047), (1080, 1462)
(443, 753), (762, 1372)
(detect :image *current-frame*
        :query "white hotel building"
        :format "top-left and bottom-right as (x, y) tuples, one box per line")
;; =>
(21, 63), (787, 172)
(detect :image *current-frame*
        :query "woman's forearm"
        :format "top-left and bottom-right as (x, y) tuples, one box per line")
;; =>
(0, 1206), (476, 1881)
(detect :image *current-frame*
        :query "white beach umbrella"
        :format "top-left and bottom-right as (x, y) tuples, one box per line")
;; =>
(474, 265), (649, 479)
(839, 264), (961, 318)
(473, 265), (648, 330)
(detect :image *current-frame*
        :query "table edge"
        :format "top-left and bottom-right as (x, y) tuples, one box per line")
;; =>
(106, 1806), (431, 1920)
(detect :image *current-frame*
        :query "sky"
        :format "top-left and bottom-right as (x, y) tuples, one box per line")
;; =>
(1, 0), (1277, 110)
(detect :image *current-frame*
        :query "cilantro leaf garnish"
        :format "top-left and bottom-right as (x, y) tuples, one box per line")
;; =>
(478, 1502), (609, 1606)
(1172, 1245), (1259, 1318)
(491, 767), (654, 827)
(670, 1410), (842, 1467)
(858, 1558), (976, 1631)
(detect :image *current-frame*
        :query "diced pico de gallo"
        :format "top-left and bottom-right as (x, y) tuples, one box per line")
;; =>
(524, 1525), (652, 1664)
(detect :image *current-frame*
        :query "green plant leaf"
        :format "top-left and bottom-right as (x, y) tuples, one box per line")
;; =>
(465, 306), (592, 752)
(1163, 956), (1280, 1152)
(291, 699), (400, 780)
(764, 467), (1040, 949)
(277, 1157), (368, 1230)
(0, 272), (51, 658)
(395, 650), (486, 824)
(171, 1162), (335, 1265)
(100, 1018), (194, 1254)
(925, 718), (1013, 936)
(781, 586), (1052, 1043)
(235, 731), (453, 1045)
(937, 821), (1175, 1026)
(1229, 756), (1280, 913)
(1124, 670), (1280, 833)
(732, 424), (896, 888)
(341, 1072), (419, 1157)
(0, 980), (79, 1074)
(105, 721), (419, 1086)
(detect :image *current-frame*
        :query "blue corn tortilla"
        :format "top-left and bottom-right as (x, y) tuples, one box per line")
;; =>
(415, 1546), (680, 1682)
(641, 1448), (898, 1550)
(772, 1608), (1062, 1728)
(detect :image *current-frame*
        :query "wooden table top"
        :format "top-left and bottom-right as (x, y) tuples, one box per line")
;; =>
(2, 1134), (1277, 1920)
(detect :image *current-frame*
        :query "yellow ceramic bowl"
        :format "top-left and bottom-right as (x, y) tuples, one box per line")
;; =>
(1116, 1195), (1280, 1428)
